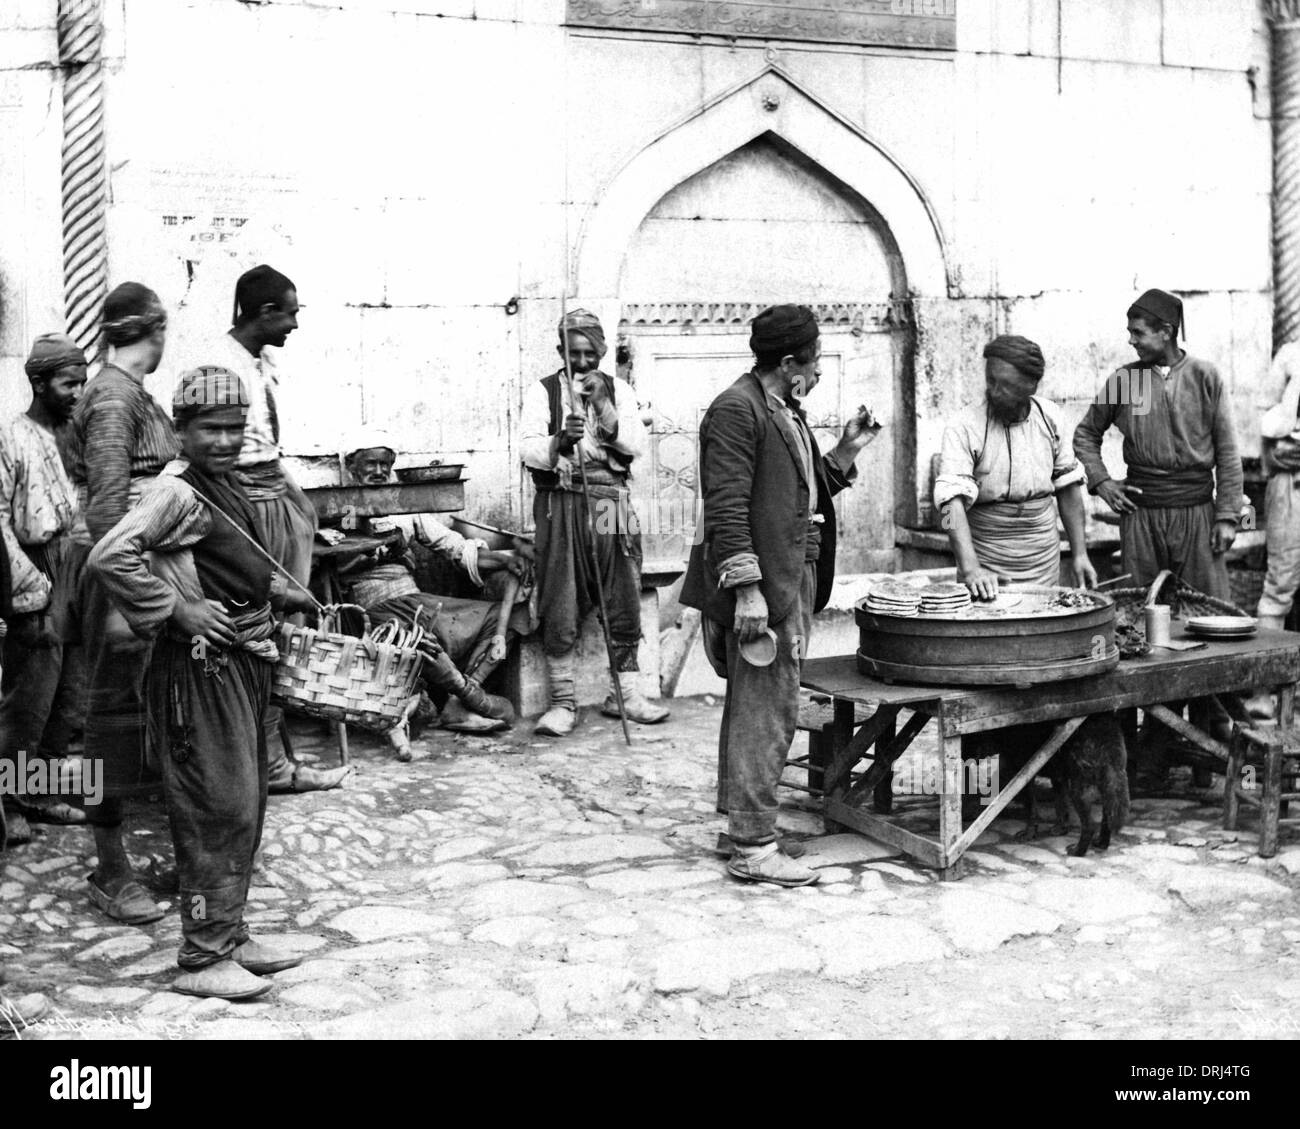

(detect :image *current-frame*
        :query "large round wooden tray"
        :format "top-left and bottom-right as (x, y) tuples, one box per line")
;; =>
(856, 584), (1118, 687)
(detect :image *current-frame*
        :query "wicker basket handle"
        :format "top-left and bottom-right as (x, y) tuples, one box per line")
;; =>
(1143, 569), (1176, 609)
(322, 602), (372, 639)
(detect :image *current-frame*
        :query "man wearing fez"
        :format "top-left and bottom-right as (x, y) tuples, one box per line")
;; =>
(205, 265), (346, 793)
(0, 336), (88, 845)
(1074, 289), (1244, 776)
(682, 305), (879, 887)
(520, 309), (669, 736)
(90, 366), (317, 998)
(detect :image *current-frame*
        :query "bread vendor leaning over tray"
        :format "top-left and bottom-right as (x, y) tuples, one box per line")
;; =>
(935, 334), (1098, 598)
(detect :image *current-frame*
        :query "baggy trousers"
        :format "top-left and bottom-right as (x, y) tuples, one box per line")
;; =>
(252, 484), (315, 782)
(0, 538), (86, 787)
(716, 563), (816, 845)
(533, 487), (642, 671)
(1121, 501), (1234, 743)
(1259, 470), (1300, 619)
(148, 637), (270, 970)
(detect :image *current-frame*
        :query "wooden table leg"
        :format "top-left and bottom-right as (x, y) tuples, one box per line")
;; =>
(822, 699), (857, 833)
(1262, 685), (1295, 857)
(938, 712), (964, 881)
(1223, 726), (1244, 831)
(873, 712), (897, 815)
(336, 721), (350, 766)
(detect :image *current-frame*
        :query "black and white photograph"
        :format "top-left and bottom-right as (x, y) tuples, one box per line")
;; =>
(0, 0), (1292, 1079)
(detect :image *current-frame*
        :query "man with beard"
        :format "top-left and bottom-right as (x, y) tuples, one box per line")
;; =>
(337, 431), (530, 739)
(0, 335), (88, 845)
(520, 309), (668, 736)
(936, 334), (1097, 595)
(1074, 289), (1244, 780)
(203, 265), (346, 793)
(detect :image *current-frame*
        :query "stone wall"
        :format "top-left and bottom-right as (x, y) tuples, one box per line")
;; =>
(0, 0), (1276, 552)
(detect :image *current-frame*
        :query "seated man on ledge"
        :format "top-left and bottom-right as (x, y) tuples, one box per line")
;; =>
(331, 431), (532, 739)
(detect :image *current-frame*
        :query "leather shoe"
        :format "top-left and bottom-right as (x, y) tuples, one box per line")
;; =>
(726, 843), (820, 887)
(268, 763), (352, 794)
(172, 959), (271, 1000)
(601, 691), (669, 725)
(535, 705), (578, 737)
(442, 697), (512, 735)
(87, 874), (164, 925)
(233, 938), (303, 975)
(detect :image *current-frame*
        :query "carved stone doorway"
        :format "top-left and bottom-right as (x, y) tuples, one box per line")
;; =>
(618, 136), (914, 573)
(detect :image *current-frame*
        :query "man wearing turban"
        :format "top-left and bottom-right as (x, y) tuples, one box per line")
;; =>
(519, 308), (668, 735)
(335, 431), (531, 743)
(681, 305), (879, 887)
(935, 334), (1097, 595)
(1074, 289), (1244, 779)
(0, 335), (88, 846)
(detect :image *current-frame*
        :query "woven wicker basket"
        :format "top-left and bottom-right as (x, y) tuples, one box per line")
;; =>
(1226, 566), (1265, 616)
(271, 603), (422, 732)
(1107, 568), (1250, 632)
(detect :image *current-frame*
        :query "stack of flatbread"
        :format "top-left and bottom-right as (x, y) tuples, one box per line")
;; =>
(919, 582), (973, 616)
(864, 579), (922, 617)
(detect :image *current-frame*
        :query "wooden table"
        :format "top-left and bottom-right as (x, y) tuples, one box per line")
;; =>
(801, 628), (1300, 879)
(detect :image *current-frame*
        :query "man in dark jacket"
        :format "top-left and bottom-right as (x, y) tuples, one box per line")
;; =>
(681, 305), (879, 887)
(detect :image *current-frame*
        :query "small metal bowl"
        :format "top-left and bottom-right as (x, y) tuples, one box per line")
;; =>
(395, 464), (464, 484)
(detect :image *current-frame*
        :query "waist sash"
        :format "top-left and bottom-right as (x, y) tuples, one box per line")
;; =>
(1124, 465), (1214, 508)
(235, 460), (288, 502)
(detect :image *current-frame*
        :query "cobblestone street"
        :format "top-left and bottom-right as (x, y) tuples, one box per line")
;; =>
(4, 697), (1300, 1040)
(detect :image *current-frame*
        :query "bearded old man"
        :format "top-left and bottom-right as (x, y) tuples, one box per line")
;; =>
(0, 335), (89, 846)
(936, 334), (1097, 597)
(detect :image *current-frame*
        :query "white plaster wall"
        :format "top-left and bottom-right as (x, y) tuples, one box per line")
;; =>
(0, 0), (1277, 544)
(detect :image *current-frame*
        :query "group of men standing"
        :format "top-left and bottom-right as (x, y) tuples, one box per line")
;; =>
(0, 275), (1284, 1012)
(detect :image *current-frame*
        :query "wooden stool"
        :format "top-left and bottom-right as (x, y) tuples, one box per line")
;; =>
(1223, 724), (1300, 857)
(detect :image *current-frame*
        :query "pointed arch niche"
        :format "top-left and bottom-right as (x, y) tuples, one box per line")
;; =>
(575, 67), (950, 569)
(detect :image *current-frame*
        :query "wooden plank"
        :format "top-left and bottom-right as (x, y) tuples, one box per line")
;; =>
(823, 707), (901, 796)
(824, 799), (945, 869)
(846, 710), (929, 802)
(951, 717), (1085, 858)
(305, 481), (465, 520)
(1145, 704), (1228, 764)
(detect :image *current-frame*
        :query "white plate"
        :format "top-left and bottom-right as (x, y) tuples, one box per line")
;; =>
(1187, 616), (1257, 632)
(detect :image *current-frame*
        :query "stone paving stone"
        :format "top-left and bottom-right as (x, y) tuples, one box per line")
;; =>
(652, 933), (821, 996)
(585, 867), (721, 896)
(74, 935), (154, 963)
(468, 916), (560, 947)
(279, 980), (383, 1012)
(1166, 867), (1291, 908)
(867, 862), (929, 883)
(310, 991), (539, 1040)
(1029, 877), (1169, 923)
(799, 834), (899, 867)
(524, 834), (676, 867)
(803, 915), (947, 977)
(936, 889), (1062, 952)
(461, 879), (591, 917)
(422, 861), (511, 889)
(523, 964), (636, 1023)
(328, 905), (455, 941)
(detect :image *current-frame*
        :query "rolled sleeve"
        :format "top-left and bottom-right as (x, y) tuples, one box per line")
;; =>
(935, 422), (980, 509)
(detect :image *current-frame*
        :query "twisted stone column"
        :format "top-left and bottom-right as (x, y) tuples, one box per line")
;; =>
(57, 0), (106, 353)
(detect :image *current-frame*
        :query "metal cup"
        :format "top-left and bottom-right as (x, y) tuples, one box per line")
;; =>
(1145, 604), (1171, 646)
(739, 627), (779, 668)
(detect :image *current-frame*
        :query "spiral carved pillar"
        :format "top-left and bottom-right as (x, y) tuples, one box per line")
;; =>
(57, 0), (107, 353)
